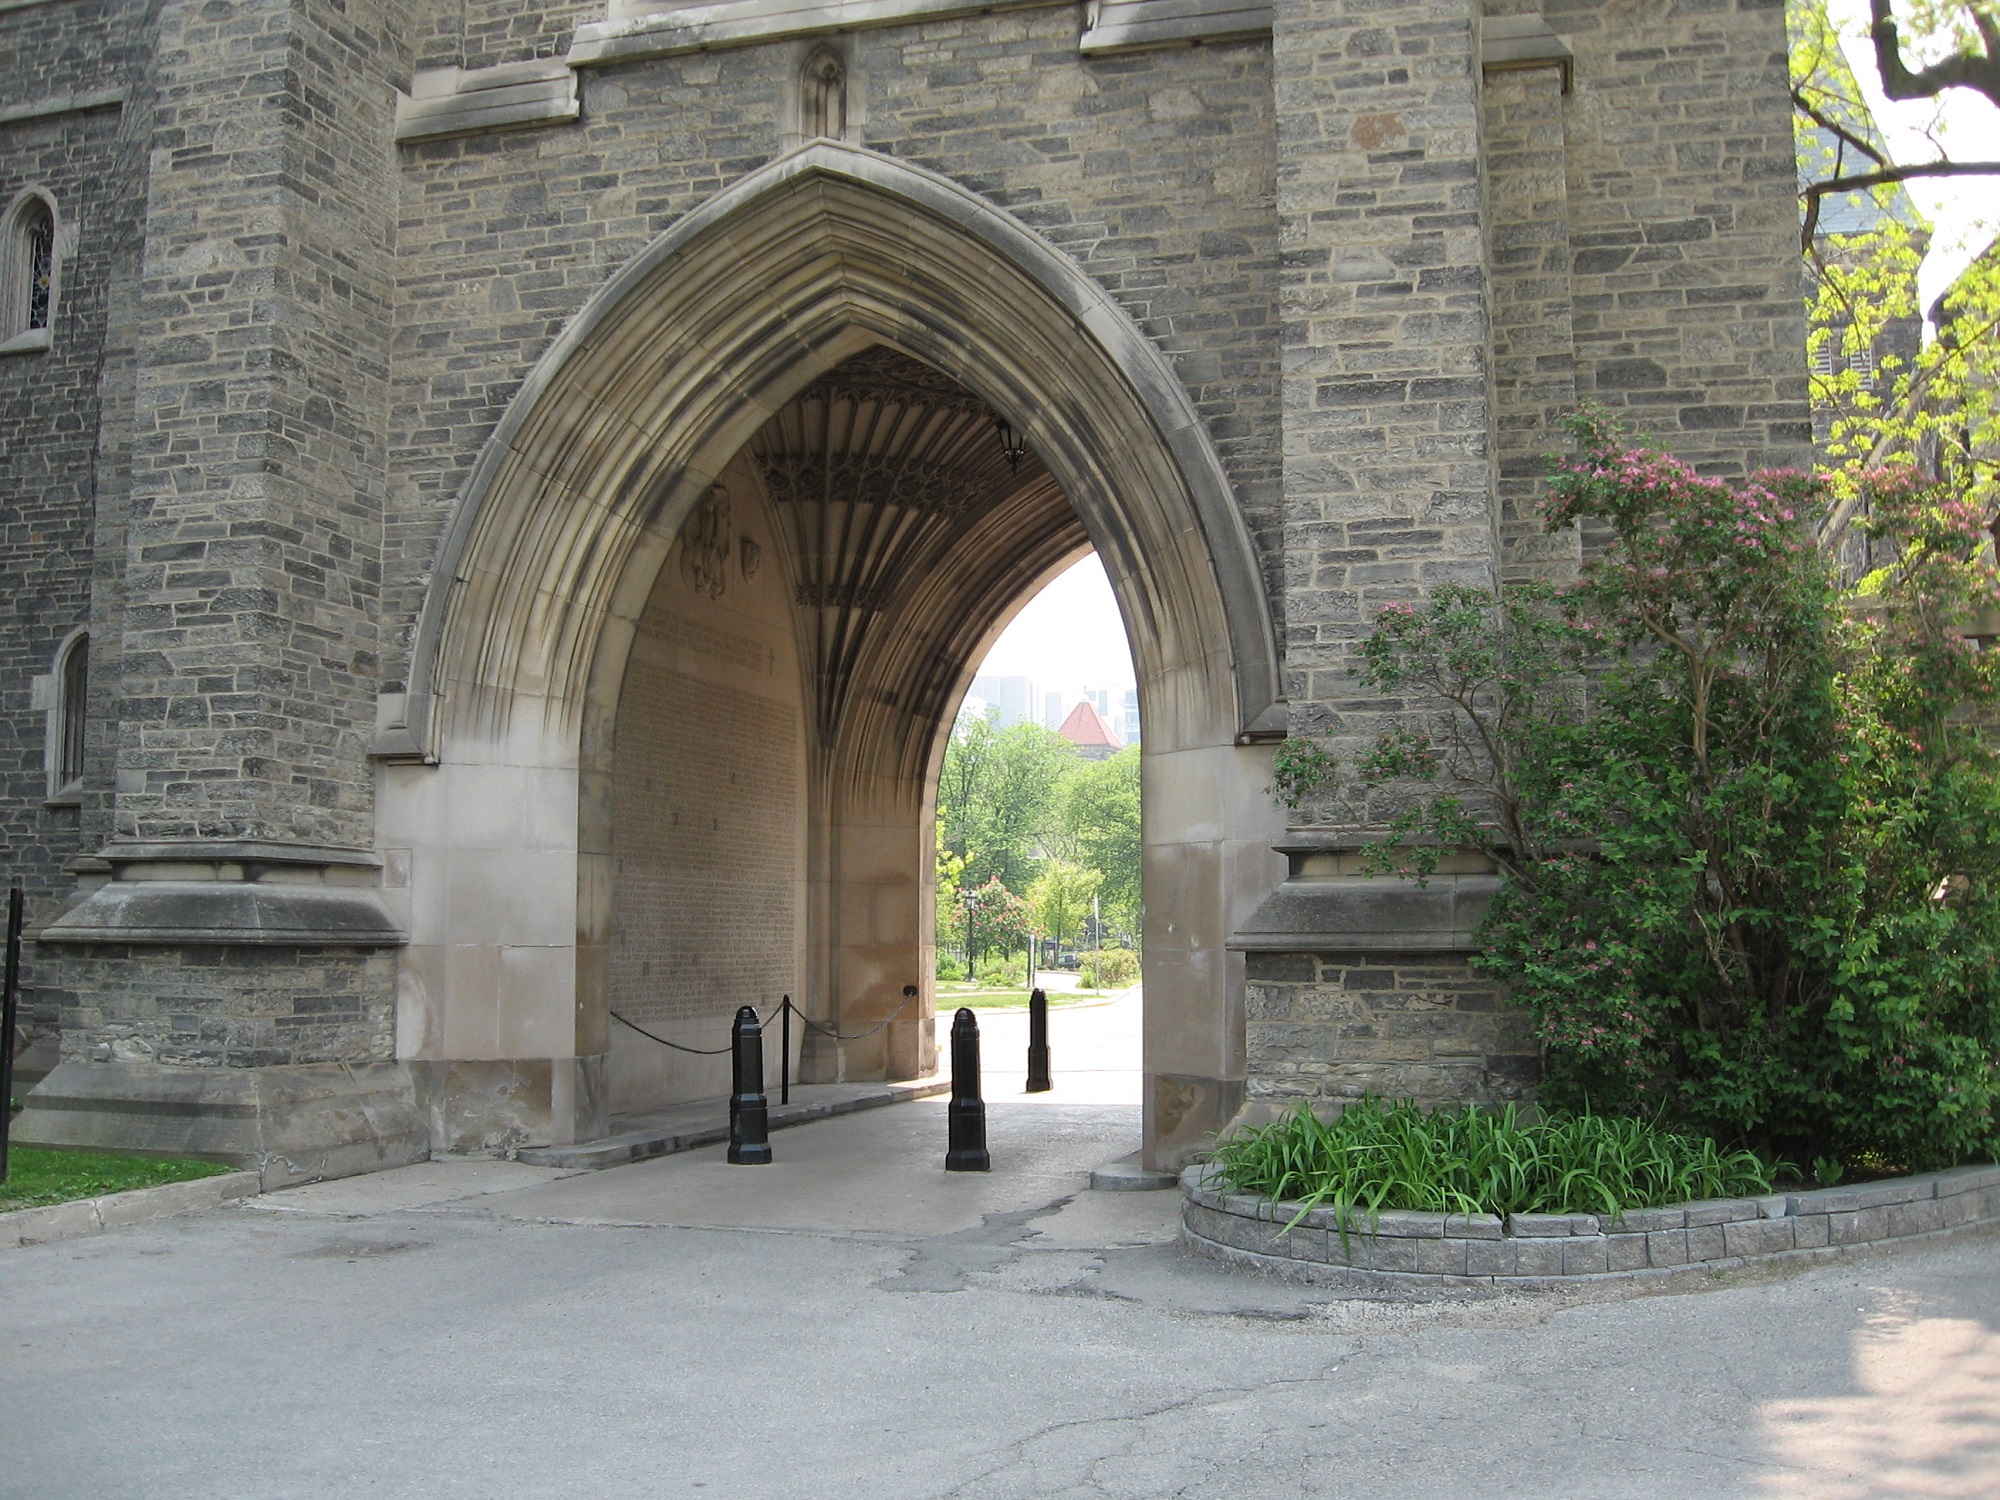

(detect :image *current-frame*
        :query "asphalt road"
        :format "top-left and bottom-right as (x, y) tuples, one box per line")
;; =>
(3, 995), (1996, 1498)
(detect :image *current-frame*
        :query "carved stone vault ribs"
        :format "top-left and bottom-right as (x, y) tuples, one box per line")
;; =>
(748, 348), (1060, 747)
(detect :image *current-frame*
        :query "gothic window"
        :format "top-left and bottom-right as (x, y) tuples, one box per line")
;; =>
(4, 192), (59, 351)
(44, 630), (88, 801)
(802, 47), (846, 141)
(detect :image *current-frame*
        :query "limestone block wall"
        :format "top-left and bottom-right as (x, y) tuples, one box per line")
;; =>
(607, 468), (807, 1112)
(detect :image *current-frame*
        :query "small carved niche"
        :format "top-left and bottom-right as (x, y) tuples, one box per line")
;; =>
(801, 46), (846, 141)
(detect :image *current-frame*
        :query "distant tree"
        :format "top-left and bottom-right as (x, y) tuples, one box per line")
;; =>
(1792, 0), (2000, 554)
(935, 715), (1077, 893)
(965, 878), (1033, 971)
(1028, 861), (1102, 960)
(1056, 745), (1142, 942)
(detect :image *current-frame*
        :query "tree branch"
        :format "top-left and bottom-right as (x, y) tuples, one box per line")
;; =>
(1870, 0), (2000, 107)
(1801, 157), (2000, 251)
(1793, 88), (1889, 169)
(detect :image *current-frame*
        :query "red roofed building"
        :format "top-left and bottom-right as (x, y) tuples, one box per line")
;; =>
(1055, 699), (1122, 761)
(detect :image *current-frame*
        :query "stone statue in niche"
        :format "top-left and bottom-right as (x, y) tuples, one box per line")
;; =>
(738, 535), (761, 581)
(801, 46), (845, 141)
(680, 486), (732, 599)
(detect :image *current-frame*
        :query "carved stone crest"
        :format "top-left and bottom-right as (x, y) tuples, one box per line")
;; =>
(680, 486), (733, 599)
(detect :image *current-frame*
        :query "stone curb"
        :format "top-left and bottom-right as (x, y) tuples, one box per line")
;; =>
(1180, 1161), (2000, 1287)
(1, 1170), (264, 1251)
(515, 1077), (951, 1170)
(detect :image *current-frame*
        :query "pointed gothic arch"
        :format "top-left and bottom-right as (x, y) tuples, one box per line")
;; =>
(380, 143), (1283, 1163)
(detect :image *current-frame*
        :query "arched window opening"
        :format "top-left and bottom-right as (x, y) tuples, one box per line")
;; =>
(4, 194), (59, 350)
(801, 47), (846, 141)
(41, 630), (88, 802)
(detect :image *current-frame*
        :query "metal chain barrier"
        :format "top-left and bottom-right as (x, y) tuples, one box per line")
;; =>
(610, 987), (919, 1054)
(608, 1010), (734, 1055)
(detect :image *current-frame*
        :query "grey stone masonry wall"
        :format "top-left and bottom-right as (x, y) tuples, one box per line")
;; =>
(1545, 0), (1811, 476)
(114, 0), (403, 848)
(383, 14), (1283, 694)
(0, 0), (147, 1038)
(1244, 947), (1537, 1107)
(1184, 1161), (2000, 1285)
(1274, 0), (1497, 754)
(1481, 58), (1580, 581)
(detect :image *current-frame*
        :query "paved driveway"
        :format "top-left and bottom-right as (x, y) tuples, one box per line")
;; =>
(3, 1011), (1997, 1498)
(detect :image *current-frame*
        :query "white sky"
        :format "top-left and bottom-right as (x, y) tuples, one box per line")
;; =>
(974, 553), (1135, 697)
(980, 21), (2000, 695)
(1827, 0), (2000, 310)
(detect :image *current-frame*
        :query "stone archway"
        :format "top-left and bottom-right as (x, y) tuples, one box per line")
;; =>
(378, 143), (1283, 1167)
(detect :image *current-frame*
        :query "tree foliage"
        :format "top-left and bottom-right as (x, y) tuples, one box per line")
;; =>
(934, 713), (1143, 967)
(1792, 0), (2000, 552)
(1027, 860), (1104, 956)
(1354, 413), (2000, 1171)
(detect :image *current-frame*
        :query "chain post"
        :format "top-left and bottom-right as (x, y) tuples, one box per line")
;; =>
(945, 1007), (990, 1171)
(727, 1005), (772, 1164)
(1025, 987), (1051, 1093)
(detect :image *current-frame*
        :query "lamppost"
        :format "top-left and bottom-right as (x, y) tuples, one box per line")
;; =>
(965, 888), (977, 983)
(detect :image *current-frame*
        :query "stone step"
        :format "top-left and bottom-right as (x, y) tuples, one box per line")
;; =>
(1089, 1151), (1179, 1191)
(516, 1076), (950, 1170)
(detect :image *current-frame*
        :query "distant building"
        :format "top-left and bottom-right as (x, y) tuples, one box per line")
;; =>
(1056, 699), (1122, 761)
(968, 674), (1037, 730)
(1119, 688), (1140, 746)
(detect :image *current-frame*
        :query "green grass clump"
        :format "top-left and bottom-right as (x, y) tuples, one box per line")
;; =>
(1210, 1098), (1777, 1225)
(0, 1147), (232, 1211)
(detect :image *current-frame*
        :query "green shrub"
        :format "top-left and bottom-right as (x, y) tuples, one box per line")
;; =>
(975, 954), (1026, 987)
(1210, 1098), (1776, 1222)
(1079, 948), (1139, 989)
(1351, 413), (2000, 1171)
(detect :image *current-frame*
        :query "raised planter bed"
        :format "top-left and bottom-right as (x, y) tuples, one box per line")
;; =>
(1181, 1161), (2000, 1288)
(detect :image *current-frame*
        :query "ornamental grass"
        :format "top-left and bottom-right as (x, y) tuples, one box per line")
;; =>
(1209, 1097), (1776, 1225)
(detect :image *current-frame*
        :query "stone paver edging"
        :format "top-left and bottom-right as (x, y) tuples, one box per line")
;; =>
(1181, 1161), (2000, 1289)
(2, 1171), (263, 1251)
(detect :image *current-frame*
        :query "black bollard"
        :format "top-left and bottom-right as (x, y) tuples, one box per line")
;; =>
(728, 1004), (773, 1164)
(945, 1006), (990, 1172)
(1025, 987), (1051, 1093)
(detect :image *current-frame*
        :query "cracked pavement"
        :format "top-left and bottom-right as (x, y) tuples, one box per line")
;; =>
(4, 1007), (1998, 1496)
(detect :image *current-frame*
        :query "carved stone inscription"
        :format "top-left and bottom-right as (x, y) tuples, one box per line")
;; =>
(612, 667), (798, 1026)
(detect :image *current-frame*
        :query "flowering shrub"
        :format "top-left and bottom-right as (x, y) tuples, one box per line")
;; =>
(1358, 410), (2000, 1171)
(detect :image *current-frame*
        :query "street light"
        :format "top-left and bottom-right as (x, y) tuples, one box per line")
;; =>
(965, 888), (977, 983)
(995, 417), (1026, 475)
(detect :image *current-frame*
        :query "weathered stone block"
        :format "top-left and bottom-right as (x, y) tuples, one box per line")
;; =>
(1443, 1212), (1504, 1240)
(1682, 1198), (1760, 1227)
(1512, 1238), (1566, 1277)
(1790, 1213), (1830, 1249)
(1561, 1236), (1612, 1275)
(1722, 1217), (1794, 1258)
(1606, 1233), (1649, 1272)
(1415, 1237), (1469, 1276)
(1685, 1224), (1727, 1262)
(1465, 1237), (1518, 1277)
(1647, 1229), (1690, 1268)
(1510, 1211), (1598, 1237)
(1883, 1199), (1943, 1238)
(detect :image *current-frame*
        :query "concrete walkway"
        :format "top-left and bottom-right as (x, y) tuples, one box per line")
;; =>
(3, 994), (1997, 1498)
